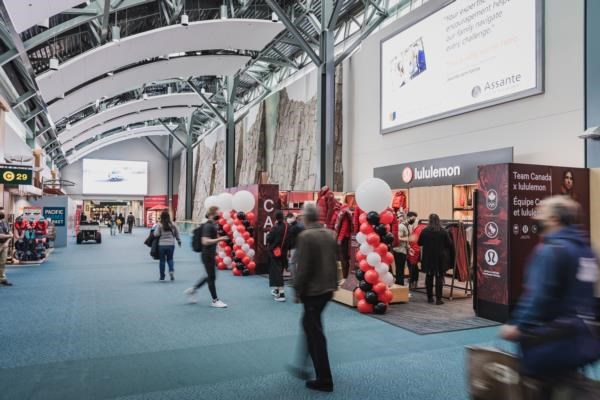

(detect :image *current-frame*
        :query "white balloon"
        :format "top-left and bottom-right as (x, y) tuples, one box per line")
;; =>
(235, 237), (245, 246)
(218, 192), (234, 212)
(232, 190), (256, 213)
(242, 244), (250, 252)
(367, 252), (382, 267)
(384, 272), (394, 287)
(247, 249), (255, 258)
(375, 263), (389, 275)
(223, 257), (232, 265)
(356, 232), (367, 244)
(359, 243), (373, 255)
(355, 178), (392, 213)
(204, 195), (219, 209)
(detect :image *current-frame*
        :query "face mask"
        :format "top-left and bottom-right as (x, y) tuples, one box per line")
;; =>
(213, 215), (220, 221)
(287, 218), (295, 224)
(408, 218), (415, 225)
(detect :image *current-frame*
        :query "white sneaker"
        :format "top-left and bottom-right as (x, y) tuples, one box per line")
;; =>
(211, 299), (228, 308)
(274, 293), (286, 302)
(184, 288), (197, 304)
(271, 288), (279, 296)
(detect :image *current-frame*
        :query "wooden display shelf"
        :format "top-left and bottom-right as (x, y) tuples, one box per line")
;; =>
(333, 283), (410, 307)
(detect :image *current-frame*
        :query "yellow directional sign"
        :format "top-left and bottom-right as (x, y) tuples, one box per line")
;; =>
(0, 165), (32, 185)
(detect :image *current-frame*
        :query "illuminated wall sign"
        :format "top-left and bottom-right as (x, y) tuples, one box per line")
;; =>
(0, 164), (33, 185)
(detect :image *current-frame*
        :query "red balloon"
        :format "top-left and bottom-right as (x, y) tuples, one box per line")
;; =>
(356, 251), (366, 262)
(233, 245), (241, 251)
(218, 262), (226, 270)
(218, 218), (226, 226)
(365, 269), (379, 284)
(384, 289), (394, 303)
(246, 212), (255, 222)
(223, 224), (231, 232)
(233, 267), (242, 276)
(218, 241), (226, 248)
(243, 232), (251, 240)
(359, 260), (371, 272)
(247, 238), (255, 246)
(359, 213), (367, 225)
(230, 262), (237, 269)
(376, 243), (388, 256)
(380, 210), (394, 225)
(357, 299), (374, 313)
(235, 250), (245, 259)
(242, 256), (251, 266)
(366, 233), (380, 246)
(224, 246), (232, 255)
(384, 252), (394, 265)
(360, 223), (374, 235)
(373, 282), (387, 295)
(354, 288), (365, 301)
(247, 261), (256, 270)
(237, 225), (246, 233)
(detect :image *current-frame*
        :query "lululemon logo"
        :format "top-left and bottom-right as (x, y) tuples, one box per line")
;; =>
(485, 249), (498, 266)
(402, 167), (413, 184)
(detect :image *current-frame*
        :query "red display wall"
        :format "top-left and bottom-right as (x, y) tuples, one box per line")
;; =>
(476, 163), (590, 322)
(143, 195), (178, 227)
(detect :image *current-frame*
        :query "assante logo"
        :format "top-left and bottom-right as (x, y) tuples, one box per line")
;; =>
(484, 74), (522, 92)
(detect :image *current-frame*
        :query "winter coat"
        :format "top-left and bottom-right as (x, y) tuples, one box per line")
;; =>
(418, 226), (454, 275)
(316, 187), (336, 226)
(294, 224), (338, 298)
(266, 221), (290, 259)
(333, 206), (352, 242)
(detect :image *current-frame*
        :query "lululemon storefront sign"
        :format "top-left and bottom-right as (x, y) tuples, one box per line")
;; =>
(375, 148), (513, 188)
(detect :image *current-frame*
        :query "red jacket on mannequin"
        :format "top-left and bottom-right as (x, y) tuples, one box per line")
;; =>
(317, 186), (336, 227)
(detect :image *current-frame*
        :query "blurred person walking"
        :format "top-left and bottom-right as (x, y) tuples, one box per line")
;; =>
(289, 203), (338, 392)
(184, 206), (229, 308)
(109, 212), (117, 236)
(153, 211), (181, 281)
(117, 213), (124, 233)
(500, 196), (600, 392)
(286, 212), (304, 279)
(0, 210), (13, 286)
(126, 212), (135, 234)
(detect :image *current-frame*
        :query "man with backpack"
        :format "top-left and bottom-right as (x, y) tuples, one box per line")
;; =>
(184, 206), (229, 308)
(500, 196), (600, 391)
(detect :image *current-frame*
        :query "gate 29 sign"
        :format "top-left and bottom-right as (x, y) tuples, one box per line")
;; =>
(0, 164), (33, 185)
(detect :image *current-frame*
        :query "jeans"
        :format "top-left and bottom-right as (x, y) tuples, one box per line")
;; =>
(110, 224), (116, 236)
(337, 237), (350, 279)
(195, 254), (218, 300)
(127, 222), (133, 233)
(408, 262), (419, 285)
(393, 250), (407, 285)
(0, 246), (7, 282)
(301, 292), (333, 383)
(158, 245), (175, 278)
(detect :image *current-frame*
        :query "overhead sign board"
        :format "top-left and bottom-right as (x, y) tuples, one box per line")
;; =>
(0, 164), (33, 185)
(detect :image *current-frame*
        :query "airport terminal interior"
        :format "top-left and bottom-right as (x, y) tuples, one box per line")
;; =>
(1, 0), (600, 399)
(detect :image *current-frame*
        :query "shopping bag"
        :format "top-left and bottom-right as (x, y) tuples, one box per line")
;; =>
(466, 346), (522, 400)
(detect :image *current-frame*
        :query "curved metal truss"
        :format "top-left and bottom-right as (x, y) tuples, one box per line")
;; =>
(0, 0), (426, 167)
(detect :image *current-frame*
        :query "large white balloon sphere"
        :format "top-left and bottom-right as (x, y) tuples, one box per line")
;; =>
(232, 190), (256, 213)
(242, 244), (250, 252)
(247, 249), (255, 258)
(375, 263), (389, 275)
(355, 178), (392, 213)
(235, 237), (245, 246)
(359, 243), (373, 255)
(367, 252), (382, 267)
(356, 232), (367, 244)
(223, 257), (232, 265)
(204, 195), (219, 209)
(218, 192), (234, 212)
(384, 272), (394, 287)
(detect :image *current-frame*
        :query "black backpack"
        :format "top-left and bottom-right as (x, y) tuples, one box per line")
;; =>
(192, 224), (204, 252)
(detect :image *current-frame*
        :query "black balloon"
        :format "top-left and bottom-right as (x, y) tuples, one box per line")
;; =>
(243, 220), (251, 228)
(247, 227), (254, 235)
(375, 224), (387, 236)
(367, 211), (380, 226)
(237, 212), (246, 220)
(242, 269), (250, 276)
(365, 291), (379, 305)
(359, 280), (373, 292)
(383, 232), (395, 245)
(374, 302), (388, 314)
(355, 269), (365, 281)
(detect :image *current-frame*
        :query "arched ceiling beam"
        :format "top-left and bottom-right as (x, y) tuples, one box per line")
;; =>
(36, 19), (284, 102)
(48, 55), (250, 120)
(65, 125), (171, 164)
(62, 107), (194, 152)
(2, 0), (86, 34)
(59, 93), (200, 143)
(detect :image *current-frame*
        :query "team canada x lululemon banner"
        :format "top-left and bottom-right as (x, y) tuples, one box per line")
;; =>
(476, 163), (590, 323)
(352, 178), (396, 314)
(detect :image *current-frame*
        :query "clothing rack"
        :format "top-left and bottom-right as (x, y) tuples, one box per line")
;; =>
(413, 219), (474, 300)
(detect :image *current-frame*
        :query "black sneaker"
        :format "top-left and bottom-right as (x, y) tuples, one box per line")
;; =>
(1, 281), (13, 286)
(427, 297), (434, 304)
(436, 299), (445, 305)
(169, 272), (174, 281)
(274, 292), (286, 302)
(306, 380), (333, 392)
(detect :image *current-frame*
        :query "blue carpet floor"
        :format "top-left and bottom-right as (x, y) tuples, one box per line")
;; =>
(0, 228), (504, 400)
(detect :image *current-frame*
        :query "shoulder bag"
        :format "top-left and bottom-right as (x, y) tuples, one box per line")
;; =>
(272, 223), (288, 258)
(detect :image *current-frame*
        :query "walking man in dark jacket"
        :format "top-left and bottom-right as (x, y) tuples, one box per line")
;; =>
(126, 212), (135, 234)
(501, 196), (600, 384)
(292, 203), (338, 392)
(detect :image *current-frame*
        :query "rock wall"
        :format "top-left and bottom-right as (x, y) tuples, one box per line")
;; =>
(235, 103), (266, 185)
